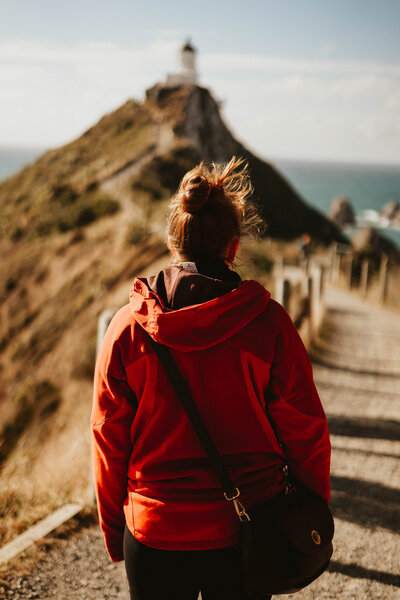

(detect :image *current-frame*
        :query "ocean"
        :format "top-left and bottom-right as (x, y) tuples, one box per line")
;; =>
(274, 158), (400, 248)
(0, 147), (399, 247)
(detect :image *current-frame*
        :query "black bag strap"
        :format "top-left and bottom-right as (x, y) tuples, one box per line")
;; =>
(147, 334), (253, 521)
(147, 336), (236, 494)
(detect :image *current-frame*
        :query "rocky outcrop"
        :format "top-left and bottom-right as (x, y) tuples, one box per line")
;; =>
(352, 226), (400, 263)
(177, 86), (238, 161)
(380, 200), (400, 222)
(329, 196), (356, 228)
(149, 85), (346, 244)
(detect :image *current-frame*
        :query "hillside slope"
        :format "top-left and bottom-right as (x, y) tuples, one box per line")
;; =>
(146, 84), (346, 242)
(0, 84), (344, 541)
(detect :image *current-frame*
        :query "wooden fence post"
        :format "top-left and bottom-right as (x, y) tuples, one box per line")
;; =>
(301, 274), (312, 298)
(379, 255), (389, 304)
(310, 265), (323, 334)
(89, 308), (119, 505)
(275, 277), (291, 311)
(332, 251), (341, 284)
(360, 259), (369, 297)
(276, 256), (284, 276)
(346, 253), (353, 289)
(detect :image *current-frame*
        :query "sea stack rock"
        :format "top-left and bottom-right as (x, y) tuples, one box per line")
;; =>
(329, 196), (356, 228)
(380, 199), (400, 221)
(352, 226), (400, 264)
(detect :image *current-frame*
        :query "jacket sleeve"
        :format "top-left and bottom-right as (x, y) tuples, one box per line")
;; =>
(91, 324), (137, 562)
(266, 308), (331, 501)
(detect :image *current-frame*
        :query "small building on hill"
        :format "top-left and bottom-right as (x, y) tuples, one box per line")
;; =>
(166, 40), (198, 87)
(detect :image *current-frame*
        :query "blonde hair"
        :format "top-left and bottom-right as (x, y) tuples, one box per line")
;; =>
(168, 157), (264, 261)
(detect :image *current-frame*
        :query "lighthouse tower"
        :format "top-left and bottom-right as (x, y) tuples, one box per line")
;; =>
(166, 40), (198, 87)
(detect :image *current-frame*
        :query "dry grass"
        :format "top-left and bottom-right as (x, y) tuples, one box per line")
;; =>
(0, 379), (60, 468)
(0, 100), (155, 242)
(0, 505), (98, 584)
(0, 231), (169, 551)
(0, 488), (61, 547)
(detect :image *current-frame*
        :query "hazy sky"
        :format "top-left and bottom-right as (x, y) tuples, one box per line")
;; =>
(1, 0), (400, 164)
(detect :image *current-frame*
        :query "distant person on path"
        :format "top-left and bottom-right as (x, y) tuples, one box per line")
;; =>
(298, 232), (312, 260)
(91, 157), (331, 600)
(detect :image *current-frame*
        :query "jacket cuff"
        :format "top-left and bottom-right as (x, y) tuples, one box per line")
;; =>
(105, 535), (124, 562)
(110, 554), (124, 563)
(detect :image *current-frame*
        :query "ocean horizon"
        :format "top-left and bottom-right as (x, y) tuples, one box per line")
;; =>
(1, 145), (399, 247)
(273, 157), (400, 248)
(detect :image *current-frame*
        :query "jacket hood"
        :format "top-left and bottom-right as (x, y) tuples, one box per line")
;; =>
(129, 265), (270, 351)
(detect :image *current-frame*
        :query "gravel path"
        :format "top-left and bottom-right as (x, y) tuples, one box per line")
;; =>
(3, 285), (400, 599)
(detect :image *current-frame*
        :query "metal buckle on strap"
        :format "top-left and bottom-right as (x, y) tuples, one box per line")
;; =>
(224, 488), (241, 501)
(223, 488), (251, 522)
(233, 498), (251, 522)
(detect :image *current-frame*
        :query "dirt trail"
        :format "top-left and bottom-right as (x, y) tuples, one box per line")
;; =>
(100, 123), (175, 216)
(3, 285), (400, 599)
(288, 285), (400, 599)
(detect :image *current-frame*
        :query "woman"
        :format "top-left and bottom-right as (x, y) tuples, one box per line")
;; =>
(91, 157), (331, 600)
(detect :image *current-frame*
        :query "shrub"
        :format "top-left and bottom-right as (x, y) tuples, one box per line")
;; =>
(0, 380), (60, 466)
(33, 192), (119, 237)
(131, 179), (164, 201)
(10, 226), (25, 242)
(51, 184), (78, 206)
(125, 221), (149, 245)
(248, 246), (274, 274)
(150, 146), (199, 191)
(130, 144), (200, 204)
(11, 320), (63, 363)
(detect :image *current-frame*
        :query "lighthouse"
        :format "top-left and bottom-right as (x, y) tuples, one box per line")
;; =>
(166, 40), (198, 87)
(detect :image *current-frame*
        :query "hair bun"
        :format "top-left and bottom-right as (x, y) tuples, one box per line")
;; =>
(181, 174), (211, 214)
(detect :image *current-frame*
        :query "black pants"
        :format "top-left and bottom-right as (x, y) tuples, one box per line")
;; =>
(123, 526), (271, 600)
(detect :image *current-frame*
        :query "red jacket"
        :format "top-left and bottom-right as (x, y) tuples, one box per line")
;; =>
(91, 263), (331, 561)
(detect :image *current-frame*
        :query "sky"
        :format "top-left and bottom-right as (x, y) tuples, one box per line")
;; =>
(1, 0), (400, 164)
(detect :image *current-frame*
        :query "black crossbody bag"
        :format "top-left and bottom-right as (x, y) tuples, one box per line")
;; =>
(147, 335), (334, 595)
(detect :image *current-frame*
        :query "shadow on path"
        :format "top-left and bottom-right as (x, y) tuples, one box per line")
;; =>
(327, 415), (400, 442)
(315, 379), (400, 399)
(328, 561), (400, 587)
(332, 446), (399, 460)
(328, 308), (367, 318)
(310, 353), (399, 378)
(330, 475), (400, 532)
